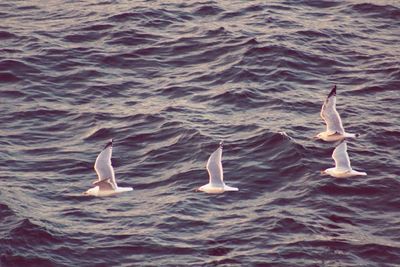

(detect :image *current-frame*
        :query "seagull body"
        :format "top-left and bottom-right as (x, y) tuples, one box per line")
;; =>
(322, 141), (367, 178)
(316, 85), (359, 142)
(85, 185), (133, 197)
(84, 140), (133, 197)
(198, 142), (238, 194)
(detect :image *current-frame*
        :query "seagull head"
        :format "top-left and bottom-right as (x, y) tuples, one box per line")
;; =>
(83, 186), (99, 196)
(197, 185), (206, 192)
(320, 168), (335, 176)
(312, 133), (323, 140)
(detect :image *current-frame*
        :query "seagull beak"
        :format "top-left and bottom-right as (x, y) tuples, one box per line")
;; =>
(312, 136), (319, 140)
(320, 170), (326, 175)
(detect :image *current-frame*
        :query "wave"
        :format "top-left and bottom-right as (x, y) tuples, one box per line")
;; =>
(350, 3), (400, 19)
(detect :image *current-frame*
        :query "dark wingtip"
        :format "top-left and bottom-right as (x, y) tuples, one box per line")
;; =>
(328, 85), (336, 98)
(104, 139), (113, 149)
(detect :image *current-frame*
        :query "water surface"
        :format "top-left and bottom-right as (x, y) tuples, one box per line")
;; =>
(1, 0), (399, 266)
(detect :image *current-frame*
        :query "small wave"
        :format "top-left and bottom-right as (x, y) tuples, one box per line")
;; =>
(319, 182), (383, 197)
(326, 214), (356, 226)
(193, 5), (224, 17)
(0, 30), (17, 39)
(10, 219), (62, 246)
(0, 90), (26, 98)
(0, 203), (15, 219)
(351, 3), (400, 20)
(0, 214), (64, 267)
(0, 59), (40, 77)
(295, 29), (330, 39)
(11, 109), (71, 122)
(0, 72), (20, 83)
(63, 33), (103, 43)
(301, 0), (341, 8)
(16, 5), (39, 10)
(108, 9), (182, 26)
(211, 88), (265, 109)
(219, 3), (264, 20)
(80, 23), (114, 31)
(157, 85), (205, 99)
(106, 29), (159, 46)
(0, 253), (55, 267)
(84, 127), (115, 141)
(270, 217), (312, 234)
(352, 85), (399, 96)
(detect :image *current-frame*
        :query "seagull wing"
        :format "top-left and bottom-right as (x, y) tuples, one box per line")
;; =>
(206, 145), (224, 187)
(93, 178), (117, 191)
(94, 140), (117, 188)
(332, 141), (352, 171)
(320, 86), (345, 135)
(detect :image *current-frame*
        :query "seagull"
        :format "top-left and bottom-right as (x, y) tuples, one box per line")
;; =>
(314, 85), (359, 142)
(321, 140), (367, 178)
(197, 141), (239, 194)
(84, 139), (133, 196)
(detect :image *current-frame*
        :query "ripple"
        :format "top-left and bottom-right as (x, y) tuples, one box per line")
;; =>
(0, 72), (20, 83)
(0, 31), (17, 39)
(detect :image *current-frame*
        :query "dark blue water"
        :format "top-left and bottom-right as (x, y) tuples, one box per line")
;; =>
(1, 0), (399, 266)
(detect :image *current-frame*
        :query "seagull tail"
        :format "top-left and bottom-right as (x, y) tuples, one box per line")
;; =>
(345, 133), (359, 138)
(224, 185), (239, 191)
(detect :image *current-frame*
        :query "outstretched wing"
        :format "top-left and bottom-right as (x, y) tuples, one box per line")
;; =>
(332, 141), (352, 171)
(93, 178), (117, 191)
(94, 140), (117, 187)
(206, 144), (224, 187)
(320, 85), (345, 135)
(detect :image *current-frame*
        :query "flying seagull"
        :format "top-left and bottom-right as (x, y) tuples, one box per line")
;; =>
(314, 85), (359, 142)
(84, 139), (133, 196)
(197, 141), (239, 194)
(321, 140), (367, 178)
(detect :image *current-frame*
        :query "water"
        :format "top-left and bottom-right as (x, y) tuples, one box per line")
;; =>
(1, 0), (399, 266)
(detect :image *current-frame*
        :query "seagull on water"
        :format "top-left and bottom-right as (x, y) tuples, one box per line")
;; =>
(321, 140), (367, 178)
(84, 139), (133, 196)
(197, 141), (239, 194)
(314, 85), (359, 142)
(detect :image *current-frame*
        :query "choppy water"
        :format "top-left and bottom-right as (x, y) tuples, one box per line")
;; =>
(1, 0), (400, 266)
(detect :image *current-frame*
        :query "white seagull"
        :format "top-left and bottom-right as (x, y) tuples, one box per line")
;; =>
(84, 139), (133, 196)
(198, 141), (239, 194)
(321, 140), (367, 178)
(314, 85), (359, 142)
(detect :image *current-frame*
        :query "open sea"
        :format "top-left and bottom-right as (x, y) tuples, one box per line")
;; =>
(1, 0), (399, 266)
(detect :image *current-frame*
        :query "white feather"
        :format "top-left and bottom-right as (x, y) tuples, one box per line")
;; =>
(94, 141), (117, 189)
(320, 88), (345, 135)
(332, 141), (351, 171)
(198, 143), (238, 194)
